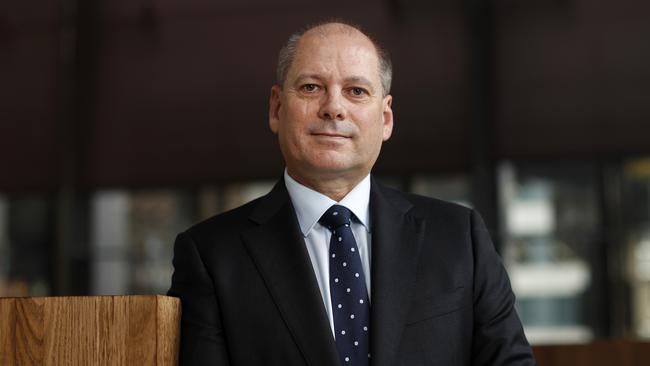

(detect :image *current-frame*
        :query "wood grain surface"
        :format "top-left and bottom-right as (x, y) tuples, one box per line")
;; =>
(0, 295), (180, 366)
(534, 340), (650, 366)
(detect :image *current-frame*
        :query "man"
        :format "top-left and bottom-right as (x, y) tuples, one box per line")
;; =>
(168, 21), (535, 365)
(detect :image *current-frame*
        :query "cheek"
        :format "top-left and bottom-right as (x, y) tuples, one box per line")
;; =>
(278, 110), (309, 153)
(282, 102), (314, 137)
(358, 113), (386, 143)
(284, 98), (314, 118)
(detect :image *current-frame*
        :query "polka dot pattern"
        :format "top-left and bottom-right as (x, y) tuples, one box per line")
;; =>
(319, 205), (370, 366)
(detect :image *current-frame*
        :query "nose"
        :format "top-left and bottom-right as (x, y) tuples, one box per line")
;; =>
(318, 91), (346, 121)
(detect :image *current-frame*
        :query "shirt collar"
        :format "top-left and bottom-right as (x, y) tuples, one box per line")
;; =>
(284, 169), (371, 237)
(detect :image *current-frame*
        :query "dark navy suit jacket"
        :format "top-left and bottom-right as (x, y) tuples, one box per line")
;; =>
(168, 177), (535, 365)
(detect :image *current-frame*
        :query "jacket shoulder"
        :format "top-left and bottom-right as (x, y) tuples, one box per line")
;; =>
(381, 184), (473, 222)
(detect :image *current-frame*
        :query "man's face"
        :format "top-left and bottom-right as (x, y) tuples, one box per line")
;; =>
(269, 26), (393, 186)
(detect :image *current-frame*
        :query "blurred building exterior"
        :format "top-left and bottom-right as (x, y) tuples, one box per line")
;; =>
(2, 0), (650, 344)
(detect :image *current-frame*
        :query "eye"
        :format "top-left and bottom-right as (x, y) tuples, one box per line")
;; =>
(301, 84), (319, 92)
(350, 87), (368, 96)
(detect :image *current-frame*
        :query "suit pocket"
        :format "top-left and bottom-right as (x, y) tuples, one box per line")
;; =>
(405, 286), (471, 325)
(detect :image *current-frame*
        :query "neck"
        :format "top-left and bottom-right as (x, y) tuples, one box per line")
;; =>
(286, 169), (367, 202)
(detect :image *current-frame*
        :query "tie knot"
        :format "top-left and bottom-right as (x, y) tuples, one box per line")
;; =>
(319, 205), (353, 230)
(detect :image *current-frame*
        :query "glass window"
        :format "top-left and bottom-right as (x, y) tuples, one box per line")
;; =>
(0, 195), (9, 294)
(90, 189), (193, 295)
(90, 181), (275, 295)
(410, 175), (471, 208)
(0, 195), (53, 297)
(622, 157), (650, 339)
(498, 162), (600, 344)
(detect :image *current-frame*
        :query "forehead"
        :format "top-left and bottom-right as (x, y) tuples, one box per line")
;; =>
(289, 26), (381, 83)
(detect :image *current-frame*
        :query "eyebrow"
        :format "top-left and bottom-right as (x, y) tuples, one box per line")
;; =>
(343, 76), (374, 88)
(293, 74), (325, 84)
(293, 74), (376, 92)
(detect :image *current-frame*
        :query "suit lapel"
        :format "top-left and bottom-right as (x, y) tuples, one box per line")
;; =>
(241, 181), (340, 366)
(369, 179), (426, 366)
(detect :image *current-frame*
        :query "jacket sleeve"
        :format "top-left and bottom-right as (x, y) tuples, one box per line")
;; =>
(470, 210), (536, 365)
(168, 231), (232, 366)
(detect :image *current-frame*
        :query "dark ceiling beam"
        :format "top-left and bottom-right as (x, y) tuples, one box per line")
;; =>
(464, 0), (500, 246)
(53, 0), (101, 295)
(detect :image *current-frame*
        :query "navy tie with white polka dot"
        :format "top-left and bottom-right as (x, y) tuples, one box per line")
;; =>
(319, 205), (370, 366)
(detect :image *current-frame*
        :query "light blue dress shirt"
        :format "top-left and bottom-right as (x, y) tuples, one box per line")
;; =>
(284, 169), (372, 336)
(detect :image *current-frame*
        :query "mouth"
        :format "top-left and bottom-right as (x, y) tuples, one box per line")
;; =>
(312, 132), (350, 139)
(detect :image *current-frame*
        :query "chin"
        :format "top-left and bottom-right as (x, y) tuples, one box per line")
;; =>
(306, 159), (363, 178)
(307, 153), (352, 170)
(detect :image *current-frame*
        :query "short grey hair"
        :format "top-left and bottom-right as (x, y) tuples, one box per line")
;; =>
(275, 21), (393, 96)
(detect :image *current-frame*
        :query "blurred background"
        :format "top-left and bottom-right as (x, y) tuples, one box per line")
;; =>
(1, 0), (649, 346)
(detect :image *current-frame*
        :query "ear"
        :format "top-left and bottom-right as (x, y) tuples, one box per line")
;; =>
(269, 85), (282, 134)
(381, 95), (393, 141)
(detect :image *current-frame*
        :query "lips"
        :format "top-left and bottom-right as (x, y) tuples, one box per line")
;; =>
(308, 123), (356, 139)
(312, 132), (349, 138)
